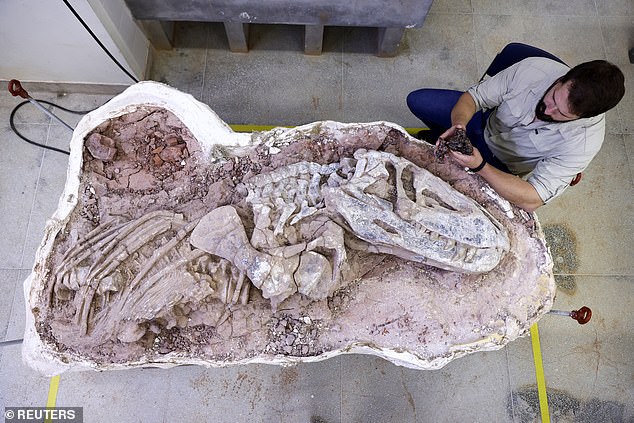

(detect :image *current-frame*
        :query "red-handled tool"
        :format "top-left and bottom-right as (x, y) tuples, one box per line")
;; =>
(8, 79), (75, 132)
(8, 79), (29, 99)
(548, 306), (592, 324)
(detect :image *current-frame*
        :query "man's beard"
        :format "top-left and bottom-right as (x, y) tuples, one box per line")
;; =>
(535, 100), (556, 122)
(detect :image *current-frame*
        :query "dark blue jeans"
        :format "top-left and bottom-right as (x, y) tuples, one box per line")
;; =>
(406, 88), (511, 173)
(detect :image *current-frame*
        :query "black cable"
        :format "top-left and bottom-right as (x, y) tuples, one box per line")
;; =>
(61, 0), (139, 83)
(9, 2), (140, 154)
(9, 100), (97, 156)
(0, 338), (23, 347)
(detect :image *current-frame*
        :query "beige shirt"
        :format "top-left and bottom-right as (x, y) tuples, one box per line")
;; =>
(467, 57), (605, 203)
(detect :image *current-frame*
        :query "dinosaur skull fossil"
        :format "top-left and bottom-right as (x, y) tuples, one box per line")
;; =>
(323, 149), (510, 273)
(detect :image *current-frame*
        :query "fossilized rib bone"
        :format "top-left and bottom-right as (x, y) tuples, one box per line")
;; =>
(51, 209), (255, 343)
(323, 149), (510, 273)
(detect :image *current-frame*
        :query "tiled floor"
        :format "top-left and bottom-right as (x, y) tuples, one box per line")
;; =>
(1, 1), (633, 422)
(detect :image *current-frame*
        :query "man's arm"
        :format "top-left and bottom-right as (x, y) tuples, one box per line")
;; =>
(450, 92), (477, 128)
(451, 149), (544, 212)
(442, 92), (544, 211)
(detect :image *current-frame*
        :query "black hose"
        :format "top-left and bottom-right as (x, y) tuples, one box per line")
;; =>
(61, 0), (139, 83)
(8, 1), (140, 154)
(9, 100), (97, 156)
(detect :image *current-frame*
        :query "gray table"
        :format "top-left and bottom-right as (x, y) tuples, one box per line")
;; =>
(125, 0), (434, 56)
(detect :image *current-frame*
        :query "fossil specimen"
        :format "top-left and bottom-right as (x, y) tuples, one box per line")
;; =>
(22, 82), (555, 376)
(435, 127), (473, 162)
(192, 148), (510, 309)
(322, 149), (509, 273)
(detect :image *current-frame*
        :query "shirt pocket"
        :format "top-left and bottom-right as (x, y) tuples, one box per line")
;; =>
(527, 127), (563, 154)
(499, 93), (532, 127)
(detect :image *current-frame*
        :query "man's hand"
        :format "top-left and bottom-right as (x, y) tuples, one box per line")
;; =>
(451, 148), (483, 170)
(439, 124), (465, 142)
(449, 149), (544, 212)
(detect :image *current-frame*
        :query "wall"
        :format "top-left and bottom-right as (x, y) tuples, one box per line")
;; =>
(0, 0), (149, 86)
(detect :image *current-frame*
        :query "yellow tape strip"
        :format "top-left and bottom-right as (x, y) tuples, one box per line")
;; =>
(44, 375), (60, 423)
(46, 375), (60, 408)
(46, 375), (60, 406)
(227, 124), (426, 137)
(404, 127), (426, 136)
(530, 323), (550, 423)
(228, 124), (290, 132)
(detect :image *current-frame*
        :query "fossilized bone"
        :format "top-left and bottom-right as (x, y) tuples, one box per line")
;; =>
(190, 206), (346, 310)
(189, 149), (509, 309)
(53, 210), (189, 334)
(323, 149), (510, 273)
(51, 209), (251, 343)
(24, 84), (556, 375)
(191, 205), (299, 306)
(244, 161), (350, 247)
(51, 151), (509, 340)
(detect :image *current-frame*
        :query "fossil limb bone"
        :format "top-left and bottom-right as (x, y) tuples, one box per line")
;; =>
(190, 205), (301, 309)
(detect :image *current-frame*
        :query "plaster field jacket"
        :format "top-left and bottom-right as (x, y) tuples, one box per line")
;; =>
(467, 57), (605, 203)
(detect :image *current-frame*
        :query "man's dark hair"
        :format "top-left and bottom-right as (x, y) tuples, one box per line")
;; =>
(560, 60), (625, 118)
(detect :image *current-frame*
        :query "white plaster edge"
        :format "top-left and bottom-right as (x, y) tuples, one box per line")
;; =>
(22, 81), (555, 376)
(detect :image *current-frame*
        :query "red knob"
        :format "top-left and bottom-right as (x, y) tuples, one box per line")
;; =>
(8, 79), (29, 99)
(570, 306), (592, 324)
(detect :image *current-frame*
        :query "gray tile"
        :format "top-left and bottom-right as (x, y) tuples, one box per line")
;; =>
(600, 16), (634, 66)
(471, 0), (598, 16)
(161, 365), (264, 422)
(4, 270), (29, 341)
(535, 133), (633, 276)
(7, 90), (98, 127)
(200, 50), (343, 126)
(21, 126), (70, 269)
(150, 49), (207, 100)
(55, 368), (170, 422)
(44, 122), (74, 153)
(607, 58), (634, 135)
(0, 344), (52, 409)
(604, 107), (624, 136)
(596, 0), (634, 16)
(46, 93), (114, 130)
(350, 14), (477, 128)
(428, 0), (472, 14)
(0, 125), (46, 269)
(257, 360), (341, 423)
(473, 15), (605, 74)
(163, 360), (341, 423)
(402, 13), (478, 88)
(626, 134), (634, 183)
(507, 275), (634, 422)
(0, 92), (55, 126)
(150, 23), (212, 99)
(341, 52), (429, 125)
(340, 351), (512, 423)
(341, 355), (418, 423)
(0, 269), (22, 341)
(600, 16), (633, 135)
